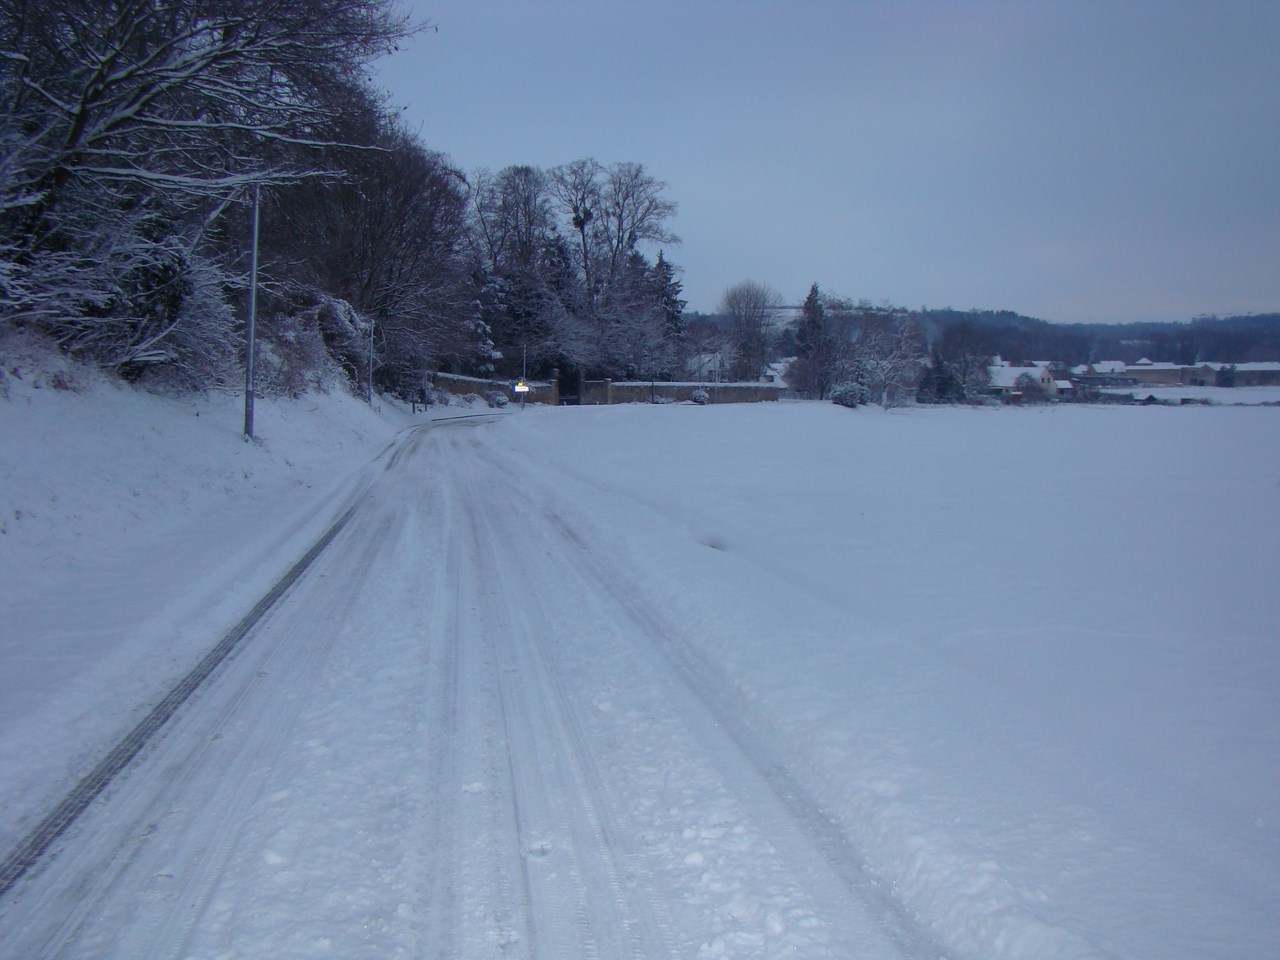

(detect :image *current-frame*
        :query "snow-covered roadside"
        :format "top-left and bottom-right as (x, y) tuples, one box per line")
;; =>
(0, 361), (419, 848)
(486, 401), (1280, 960)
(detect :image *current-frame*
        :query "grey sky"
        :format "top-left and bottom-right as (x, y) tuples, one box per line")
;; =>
(375, 1), (1279, 323)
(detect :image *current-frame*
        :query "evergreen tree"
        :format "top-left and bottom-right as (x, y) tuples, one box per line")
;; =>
(916, 352), (964, 403)
(651, 251), (687, 377)
(793, 282), (836, 398)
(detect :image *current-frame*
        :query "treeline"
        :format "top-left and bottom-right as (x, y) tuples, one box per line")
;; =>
(690, 284), (1280, 407)
(911, 309), (1280, 366)
(688, 284), (946, 407)
(0, 1), (685, 397)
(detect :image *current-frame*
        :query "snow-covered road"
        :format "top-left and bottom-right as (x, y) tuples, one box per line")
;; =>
(1, 417), (935, 959)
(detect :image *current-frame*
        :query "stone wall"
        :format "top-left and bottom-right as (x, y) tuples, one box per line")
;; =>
(580, 380), (784, 405)
(432, 372), (558, 406)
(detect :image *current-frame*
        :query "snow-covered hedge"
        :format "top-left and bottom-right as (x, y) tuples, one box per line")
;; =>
(830, 382), (868, 408)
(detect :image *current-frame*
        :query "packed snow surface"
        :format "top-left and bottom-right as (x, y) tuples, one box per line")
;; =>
(1, 371), (1277, 959)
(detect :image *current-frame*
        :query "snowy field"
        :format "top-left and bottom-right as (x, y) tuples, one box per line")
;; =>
(1, 365), (1278, 959)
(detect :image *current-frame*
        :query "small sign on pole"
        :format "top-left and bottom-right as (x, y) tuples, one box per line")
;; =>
(514, 380), (529, 409)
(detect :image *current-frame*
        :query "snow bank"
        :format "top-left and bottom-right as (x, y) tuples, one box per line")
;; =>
(0, 357), (417, 844)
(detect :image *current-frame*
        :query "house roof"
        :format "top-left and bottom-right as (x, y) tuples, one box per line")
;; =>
(1128, 359), (1184, 370)
(988, 365), (1047, 388)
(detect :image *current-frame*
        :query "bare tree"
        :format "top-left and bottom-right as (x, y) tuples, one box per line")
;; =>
(266, 120), (471, 394)
(548, 158), (604, 316)
(546, 158), (680, 377)
(469, 165), (555, 276)
(720, 280), (782, 381)
(595, 162), (679, 291)
(465, 164), (573, 375)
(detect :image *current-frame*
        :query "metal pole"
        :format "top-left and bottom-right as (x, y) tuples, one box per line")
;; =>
(366, 316), (374, 404)
(243, 184), (260, 438)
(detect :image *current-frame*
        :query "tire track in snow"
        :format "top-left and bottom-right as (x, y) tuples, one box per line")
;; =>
(470, 432), (948, 960)
(446, 430), (679, 958)
(464, 467), (681, 959)
(0, 415), (446, 908)
(433, 438), (538, 957)
(412, 463), (464, 959)
(130, 512), (402, 960)
(0, 510), (403, 958)
(0, 494), (364, 904)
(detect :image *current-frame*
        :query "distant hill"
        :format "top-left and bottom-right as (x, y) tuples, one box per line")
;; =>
(684, 305), (1280, 366)
(913, 310), (1280, 365)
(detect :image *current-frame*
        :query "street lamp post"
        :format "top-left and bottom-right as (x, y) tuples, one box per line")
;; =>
(366, 315), (374, 405)
(243, 184), (260, 439)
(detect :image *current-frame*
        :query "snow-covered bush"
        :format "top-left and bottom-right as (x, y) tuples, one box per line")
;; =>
(251, 293), (353, 398)
(830, 382), (868, 408)
(689, 389), (708, 405)
(128, 251), (240, 393)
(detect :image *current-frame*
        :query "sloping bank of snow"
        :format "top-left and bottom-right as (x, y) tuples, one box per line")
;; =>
(487, 401), (1280, 960)
(0, 362), (418, 846)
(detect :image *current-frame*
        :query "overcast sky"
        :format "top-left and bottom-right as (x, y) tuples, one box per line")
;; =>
(374, 1), (1279, 323)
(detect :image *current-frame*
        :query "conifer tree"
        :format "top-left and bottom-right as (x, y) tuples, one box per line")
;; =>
(651, 251), (687, 376)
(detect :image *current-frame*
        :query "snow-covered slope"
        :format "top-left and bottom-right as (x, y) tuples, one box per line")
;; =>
(2, 369), (1277, 959)
(1, 361), (416, 847)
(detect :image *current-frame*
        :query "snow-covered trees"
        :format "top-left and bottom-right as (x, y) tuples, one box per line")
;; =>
(467, 164), (569, 376)
(843, 302), (928, 407)
(467, 158), (683, 382)
(650, 251), (687, 377)
(263, 114), (472, 395)
(0, 0), (418, 383)
(2, 5), (687, 395)
(782, 289), (929, 406)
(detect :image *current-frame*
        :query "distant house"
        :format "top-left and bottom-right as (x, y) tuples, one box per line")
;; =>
(988, 358), (1058, 400)
(763, 360), (792, 395)
(1125, 358), (1186, 385)
(1071, 361), (1134, 389)
(1232, 362), (1280, 386)
(1186, 364), (1219, 386)
(1116, 360), (1280, 387)
(688, 352), (726, 382)
(1090, 361), (1127, 376)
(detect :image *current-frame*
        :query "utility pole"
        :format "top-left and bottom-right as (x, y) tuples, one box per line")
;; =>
(243, 183), (260, 439)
